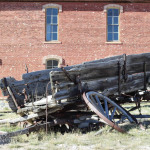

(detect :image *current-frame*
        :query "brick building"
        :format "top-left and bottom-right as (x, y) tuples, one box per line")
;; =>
(0, 0), (150, 81)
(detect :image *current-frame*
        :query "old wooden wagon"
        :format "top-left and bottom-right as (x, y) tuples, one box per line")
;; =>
(0, 53), (150, 138)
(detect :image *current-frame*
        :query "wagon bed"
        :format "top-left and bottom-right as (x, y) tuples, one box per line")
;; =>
(0, 53), (150, 136)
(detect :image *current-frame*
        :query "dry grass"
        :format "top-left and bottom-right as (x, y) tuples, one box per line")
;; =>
(0, 102), (150, 150)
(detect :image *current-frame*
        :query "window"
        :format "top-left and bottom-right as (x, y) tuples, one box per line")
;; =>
(104, 4), (123, 43)
(42, 55), (63, 69)
(46, 59), (58, 69)
(46, 8), (58, 41)
(43, 4), (62, 42)
(107, 9), (119, 42)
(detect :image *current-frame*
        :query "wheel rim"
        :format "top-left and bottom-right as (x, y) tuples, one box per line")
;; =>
(83, 91), (137, 133)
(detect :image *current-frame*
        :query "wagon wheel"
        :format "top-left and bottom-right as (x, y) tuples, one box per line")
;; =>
(83, 91), (137, 133)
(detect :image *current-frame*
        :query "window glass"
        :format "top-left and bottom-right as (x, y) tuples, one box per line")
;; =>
(53, 60), (58, 66)
(46, 26), (51, 33)
(53, 9), (58, 15)
(114, 25), (118, 32)
(53, 33), (58, 40)
(107, 9), (113, 16)
(108, 25), (113, 32)
(53, 25), (57, 32)
(47, 9), (52, 15)
(107, 17), (112, 24)
(114, 9), (119, 16)
(114, 33), (119, 41)
(107, 9), (119, 42)
(108, 33), (113, 41)
(46, 33), (51, 41)
(46, 8), (58, 41)
(46, 16), (51, 24)
(114, 17), (118, 24)
(47, 60), (58, 69)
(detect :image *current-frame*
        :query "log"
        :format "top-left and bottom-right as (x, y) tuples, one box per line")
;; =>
(50, 60), (150, 84)
(50, 59), (124, 83)
(53, 72), (150, 100)
(22, 54), (123, 83)
(24, 95), (52, 107)
(1, 53), (150, 96)
(127, 53), (150, 64)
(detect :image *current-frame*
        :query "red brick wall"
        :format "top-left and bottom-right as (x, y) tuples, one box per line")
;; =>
(0, 2), (150, 81)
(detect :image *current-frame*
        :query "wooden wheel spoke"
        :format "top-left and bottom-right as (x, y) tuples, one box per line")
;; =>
(110, 106), (117, 121)
(95, 95), (105, 114)
(104, 99), (109, 119)
(90, 95), (98, 107)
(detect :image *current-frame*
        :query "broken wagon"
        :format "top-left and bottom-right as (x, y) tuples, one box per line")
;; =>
(1, 52), (150, 137)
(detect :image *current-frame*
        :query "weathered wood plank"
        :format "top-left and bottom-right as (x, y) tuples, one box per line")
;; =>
(53, 72), (150, 100)
(21, 53), (150, 84)
(51, 60), (150, 85)
(50, 59), (124, 83)
(22, 55), (124, 83)
(0, 107), (62, 124)
(127, 53), (150, 64)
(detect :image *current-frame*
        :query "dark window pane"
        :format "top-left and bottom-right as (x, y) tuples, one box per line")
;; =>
(47, 60), (52, 66)
(47, 8), (52, 16)
(108, 33), (113, 41)
(53, 16), (58, 24)
(107, 17), (112, 24)
(53, 25), (57, 32)
(47, 60), (58, 69)
(46, 33), (51, 41)
(114, 17), (118, 24)
(108, 25), (113, 32)
(53, 60), (58, 66)
(53, 8), (58, 15)
(46, 16), (51, 24)
(46, 25), (51, 33)
(114, 33), (119, 41)
(53, 33), (57, 40)
(114, 25), (118, 32)
(114, 9), (119, 16)
(107, 9), (113, 16)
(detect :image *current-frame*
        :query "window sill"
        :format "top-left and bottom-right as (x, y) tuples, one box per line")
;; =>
(105, 42), (123, 45)
(44, 41), (62, 44)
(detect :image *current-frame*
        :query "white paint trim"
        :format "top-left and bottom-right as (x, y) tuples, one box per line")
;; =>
(42, 4), (62, 12)
(104, 4), (123, 13)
